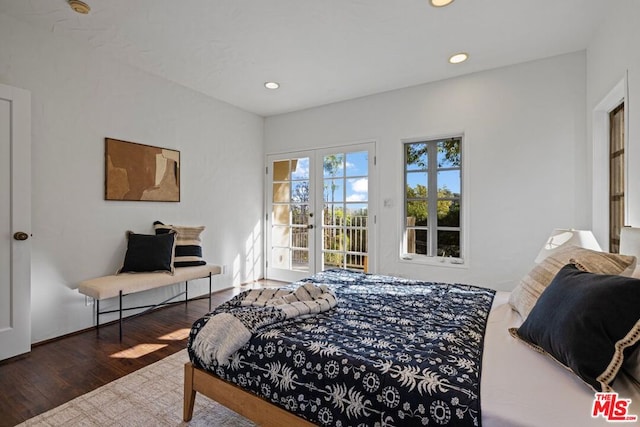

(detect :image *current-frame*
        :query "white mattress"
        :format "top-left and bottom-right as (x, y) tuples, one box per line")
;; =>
(481, 291), (640, 426)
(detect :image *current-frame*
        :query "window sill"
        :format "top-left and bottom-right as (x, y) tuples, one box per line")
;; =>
(399, 254), (468, 269)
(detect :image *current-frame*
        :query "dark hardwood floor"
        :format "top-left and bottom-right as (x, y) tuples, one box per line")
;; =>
(0, 282), (275, 427)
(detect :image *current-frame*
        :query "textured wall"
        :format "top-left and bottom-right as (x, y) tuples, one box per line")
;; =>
(265, 52), (589, 290)
(0, 13), (264, 342)
(587, 1), (640, 244)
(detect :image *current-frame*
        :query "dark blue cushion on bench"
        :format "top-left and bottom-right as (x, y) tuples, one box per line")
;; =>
(118, 231), (176, 274)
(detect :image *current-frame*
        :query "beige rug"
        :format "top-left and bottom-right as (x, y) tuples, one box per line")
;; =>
(18, 350), (256, 426)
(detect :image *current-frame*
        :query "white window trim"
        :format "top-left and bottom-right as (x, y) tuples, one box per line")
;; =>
(398, 133), (469, 268)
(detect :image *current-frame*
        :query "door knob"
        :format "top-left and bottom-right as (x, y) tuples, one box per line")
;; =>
(13, 232), (29, 241)
(307, 224), (314, 229)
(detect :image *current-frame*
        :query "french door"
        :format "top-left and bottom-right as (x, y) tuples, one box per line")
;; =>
(266, 143), (375, 282)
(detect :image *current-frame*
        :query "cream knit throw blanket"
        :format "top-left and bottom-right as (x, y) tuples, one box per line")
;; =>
(192, 283), (337, 366)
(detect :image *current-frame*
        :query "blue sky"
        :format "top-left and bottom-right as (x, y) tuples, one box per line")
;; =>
(405, 143), (461, 195)
(406, 170), (461, 195)
(289, 152), (370, 203)
(289, 150), (459, 202)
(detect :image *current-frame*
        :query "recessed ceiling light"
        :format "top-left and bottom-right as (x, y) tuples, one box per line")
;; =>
(264, 82), (280, 90)
(448, 52), (468, 64)
(68, 0), (90, 14)
(430, 0), (454, 7)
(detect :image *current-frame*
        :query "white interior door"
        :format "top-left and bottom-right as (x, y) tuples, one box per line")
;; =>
(266, 143), (375, 282)
(0, 84), (32, 361)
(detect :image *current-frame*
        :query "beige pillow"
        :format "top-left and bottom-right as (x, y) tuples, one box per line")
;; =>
(509, 245), (636, 319)
(153, 221), (207, 267)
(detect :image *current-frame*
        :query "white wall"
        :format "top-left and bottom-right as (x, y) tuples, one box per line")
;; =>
(0, 14), (264, 343)
(265, 52), (589, 290)
(0, 4), (618, 341)
(587, 1), (640, 244)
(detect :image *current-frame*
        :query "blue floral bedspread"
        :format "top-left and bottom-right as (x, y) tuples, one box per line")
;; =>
(188, 269), (496, 426)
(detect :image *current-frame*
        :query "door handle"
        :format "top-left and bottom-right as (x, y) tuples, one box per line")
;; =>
(307, 224), (314, 229)
(13, 232), (29, 241)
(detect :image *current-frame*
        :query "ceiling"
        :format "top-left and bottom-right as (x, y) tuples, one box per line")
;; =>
(0, 0), (611, 117)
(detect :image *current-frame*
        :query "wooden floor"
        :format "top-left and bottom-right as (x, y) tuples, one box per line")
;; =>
(0, 282), (275, 427)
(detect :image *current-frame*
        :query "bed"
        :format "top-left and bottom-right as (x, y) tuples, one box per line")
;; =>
(184, 261), (640, 426)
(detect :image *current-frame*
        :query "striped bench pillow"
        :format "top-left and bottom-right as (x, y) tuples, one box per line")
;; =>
(154, 221), (206, 267)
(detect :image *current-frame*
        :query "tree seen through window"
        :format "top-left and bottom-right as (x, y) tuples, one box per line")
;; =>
(405, 138), (462, 259)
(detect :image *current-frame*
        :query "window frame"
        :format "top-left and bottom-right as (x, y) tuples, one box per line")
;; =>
(609, 102), (625, 253)
(400, 134), (467, 267)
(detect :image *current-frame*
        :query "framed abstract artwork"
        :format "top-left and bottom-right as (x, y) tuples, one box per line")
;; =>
(105, 138), (180, 202)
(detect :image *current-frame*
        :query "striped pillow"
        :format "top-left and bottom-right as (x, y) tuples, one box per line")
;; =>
(509, 245), (636, 320)
(154, 221), (206, 267)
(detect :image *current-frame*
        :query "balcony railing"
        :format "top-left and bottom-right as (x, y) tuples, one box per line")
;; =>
(291, 215), (368, 272)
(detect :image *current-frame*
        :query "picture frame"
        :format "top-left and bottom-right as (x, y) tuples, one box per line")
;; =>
(105, 138), (180, 202)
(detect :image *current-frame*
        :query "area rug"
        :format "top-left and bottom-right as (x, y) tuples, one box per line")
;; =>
(18, 349), (256, 426)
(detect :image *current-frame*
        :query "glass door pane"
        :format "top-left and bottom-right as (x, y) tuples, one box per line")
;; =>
(267, 143), (375, 281)
(267, 155), (314, 281)
(320, 149), (370, 272)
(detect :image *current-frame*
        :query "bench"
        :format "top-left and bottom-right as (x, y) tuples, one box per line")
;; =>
(78, 264), (222, 340)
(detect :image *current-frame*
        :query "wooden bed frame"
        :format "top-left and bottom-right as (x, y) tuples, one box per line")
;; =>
(184, 362), (316, 426)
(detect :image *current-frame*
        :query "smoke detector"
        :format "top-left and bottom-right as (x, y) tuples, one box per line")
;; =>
(68, 0), (90, 14)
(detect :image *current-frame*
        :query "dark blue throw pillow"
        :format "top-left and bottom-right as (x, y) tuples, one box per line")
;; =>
(118, 231), (176, 274)
(510, 263), (640, 392)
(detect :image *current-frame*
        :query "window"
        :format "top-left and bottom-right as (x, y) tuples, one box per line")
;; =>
(609, 103), (625, 253)
(403, 137), (462, 261)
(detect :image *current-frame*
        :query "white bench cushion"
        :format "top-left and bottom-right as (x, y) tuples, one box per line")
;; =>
(78, 264), (222, 300)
